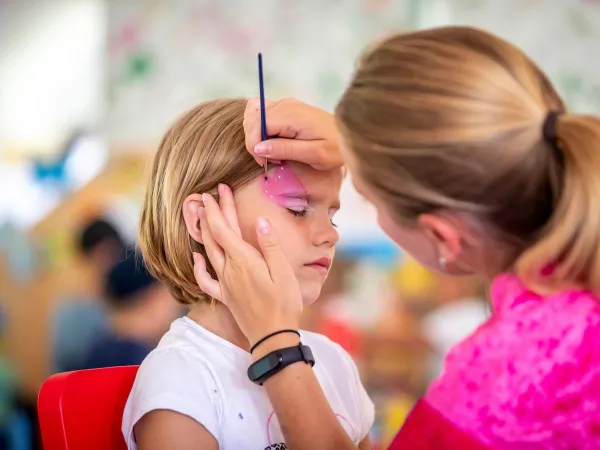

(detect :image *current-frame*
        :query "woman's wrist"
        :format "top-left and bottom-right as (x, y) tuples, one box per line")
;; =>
(251, 332), (301, 361)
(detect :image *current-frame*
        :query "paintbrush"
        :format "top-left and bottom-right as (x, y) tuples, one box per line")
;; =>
(258, 53), (268, 180)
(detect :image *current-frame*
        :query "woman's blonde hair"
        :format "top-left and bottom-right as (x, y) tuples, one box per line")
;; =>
(139, 98), (262, 305)
(336, 26), (600, 293)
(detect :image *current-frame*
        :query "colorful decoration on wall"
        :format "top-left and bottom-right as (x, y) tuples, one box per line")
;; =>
(448, 0), (600, 112)
(126, 51), (155, 81)
(105, 0), (417, 147)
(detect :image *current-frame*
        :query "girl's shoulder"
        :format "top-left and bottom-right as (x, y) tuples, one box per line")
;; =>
(424, 273), (600, 447)
(122, 345), (223, 449)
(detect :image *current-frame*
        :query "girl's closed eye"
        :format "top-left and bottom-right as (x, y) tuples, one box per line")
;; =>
(287, 208), (309, 218)
(287, 207), (339, 229)
(280, 196), (310, 218)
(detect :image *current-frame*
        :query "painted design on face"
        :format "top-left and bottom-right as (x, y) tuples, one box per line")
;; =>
(260, 163), (308, 209)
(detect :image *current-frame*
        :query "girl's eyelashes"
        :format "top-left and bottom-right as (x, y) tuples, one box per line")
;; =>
(329, 209), (339, 228)
(287, 208), (339, 228)
(286, 208), (309, 218)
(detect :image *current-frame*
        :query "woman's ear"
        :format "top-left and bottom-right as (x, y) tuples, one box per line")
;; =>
(182, 194), (204, 244)
(417, 213), (463, 264)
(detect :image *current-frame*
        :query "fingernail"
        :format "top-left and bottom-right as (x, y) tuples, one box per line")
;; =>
(254, 143), (271, 155)
(192, 252), (199, 263)
(218, 184), (225, 196)
(256, 217), (270, 235)
(198, 206), (206, 220)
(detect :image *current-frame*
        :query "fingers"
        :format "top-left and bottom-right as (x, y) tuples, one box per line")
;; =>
(244, 99), (299, 159)
(198, 205), (225, 275)
(243, 98), (343, 171)
(202, 194), (254, 262)
(254, 138), (343, 171)
(217, 184), (241, 236)
(255, 217), (296, 283)
(192, 252), (221, 300)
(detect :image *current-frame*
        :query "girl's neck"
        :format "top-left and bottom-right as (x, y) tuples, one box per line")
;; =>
(187, 301), (250, 352)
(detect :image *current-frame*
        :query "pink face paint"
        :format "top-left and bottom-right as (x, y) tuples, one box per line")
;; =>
(260, 163), (307, 208)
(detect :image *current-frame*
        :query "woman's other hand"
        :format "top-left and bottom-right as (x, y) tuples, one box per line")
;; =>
(192, 184), (303, 347)
(243, 98), (344, 171)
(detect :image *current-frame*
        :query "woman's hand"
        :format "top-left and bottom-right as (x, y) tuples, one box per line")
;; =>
(243, 98), (344, 171)
(192, 184), (303, 346)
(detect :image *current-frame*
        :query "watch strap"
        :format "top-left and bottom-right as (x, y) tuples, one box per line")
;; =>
(247, 344), (315, 385)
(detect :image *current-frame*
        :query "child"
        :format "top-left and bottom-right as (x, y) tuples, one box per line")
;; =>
(122, 99), (374, 450)
(82, 253), (179, 370)
(51, 218), (126, 373)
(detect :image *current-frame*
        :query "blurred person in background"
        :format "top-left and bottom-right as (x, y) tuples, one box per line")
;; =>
(51, 218), (126, 373)
(82, 253), (179, 369)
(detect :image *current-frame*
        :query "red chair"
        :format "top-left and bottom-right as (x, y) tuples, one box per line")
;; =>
(38, 366), (139, 450)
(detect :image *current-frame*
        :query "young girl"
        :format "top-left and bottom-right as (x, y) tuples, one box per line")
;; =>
(192, 27), (600, 449)
(121, 99), (374, 450)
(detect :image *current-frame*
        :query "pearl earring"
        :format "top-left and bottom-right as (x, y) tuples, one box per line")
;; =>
(439, 257), (446, 271)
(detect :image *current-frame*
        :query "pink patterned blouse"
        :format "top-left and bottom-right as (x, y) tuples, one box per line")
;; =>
(391, 273), (600, 449)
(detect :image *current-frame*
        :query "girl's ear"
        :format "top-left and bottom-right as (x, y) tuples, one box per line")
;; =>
(182, 194), (204, 244)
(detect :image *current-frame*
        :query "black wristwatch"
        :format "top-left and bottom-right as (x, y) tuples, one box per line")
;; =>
(247, 344), (315, 385)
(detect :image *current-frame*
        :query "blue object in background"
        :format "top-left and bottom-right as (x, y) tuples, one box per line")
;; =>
(338, 238), (400, 266)
(4, 410), (31, 450)
(30, 133), (81, 191)
(31, 157), (67, 186)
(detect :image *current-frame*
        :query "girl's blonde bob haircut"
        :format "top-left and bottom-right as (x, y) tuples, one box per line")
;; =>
(139, 98), (262, 305)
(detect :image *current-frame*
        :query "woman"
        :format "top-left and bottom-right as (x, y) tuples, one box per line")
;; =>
(193, 26), (600, 449)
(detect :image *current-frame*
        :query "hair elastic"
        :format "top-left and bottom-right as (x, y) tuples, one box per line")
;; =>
(542, 110), (563, 144)
(250, 329), (301, 354)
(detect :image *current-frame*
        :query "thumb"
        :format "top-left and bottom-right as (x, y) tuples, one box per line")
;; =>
(255, 217), (294, 282)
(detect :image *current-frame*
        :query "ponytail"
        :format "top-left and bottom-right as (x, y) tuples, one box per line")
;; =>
(517, 114), (600, 293)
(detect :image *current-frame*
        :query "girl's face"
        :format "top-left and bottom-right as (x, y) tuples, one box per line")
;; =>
(234, 162), (343, 305)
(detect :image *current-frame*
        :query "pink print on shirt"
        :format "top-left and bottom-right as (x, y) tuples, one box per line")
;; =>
(265, 410), (356, 449)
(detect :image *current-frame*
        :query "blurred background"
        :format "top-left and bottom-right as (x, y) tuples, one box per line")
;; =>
(1, 0), (599, 448)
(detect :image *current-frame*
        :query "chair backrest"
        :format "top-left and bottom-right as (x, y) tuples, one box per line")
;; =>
(38, 366), (139, 450)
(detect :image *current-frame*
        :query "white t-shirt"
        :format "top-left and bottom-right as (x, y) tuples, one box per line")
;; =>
(122, 317), (374, 450)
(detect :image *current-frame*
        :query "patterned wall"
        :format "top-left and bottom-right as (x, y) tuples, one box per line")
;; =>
(446, 0), (600, 113)
(105, 0), (600, 147)
(105, 0), (415, 147)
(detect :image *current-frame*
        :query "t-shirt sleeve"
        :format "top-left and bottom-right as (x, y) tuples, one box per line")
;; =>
(336, 344), (375, 442)
(122, 347), (222, 448)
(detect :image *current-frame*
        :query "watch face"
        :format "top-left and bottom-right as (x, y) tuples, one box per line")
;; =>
(250, 358), (273, 377)
(249, 352), (282, 380)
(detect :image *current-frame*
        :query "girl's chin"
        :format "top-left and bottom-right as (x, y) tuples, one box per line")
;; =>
(299, 286), (322, 306)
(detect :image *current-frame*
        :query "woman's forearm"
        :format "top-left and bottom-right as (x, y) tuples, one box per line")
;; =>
(255, 335), (357, 450)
